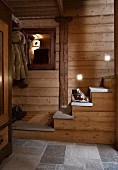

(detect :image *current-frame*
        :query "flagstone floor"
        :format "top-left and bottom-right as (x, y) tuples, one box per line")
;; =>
(0, 138), (118, 170)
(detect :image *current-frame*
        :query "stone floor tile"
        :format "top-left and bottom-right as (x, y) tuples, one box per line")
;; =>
(48, 140), (75, 146)
(43, 144), (66, 157)
(55, 164), (86, 170)
(1, 139), (117, 170)
(1, 153), (41, 170)
(13, 145), (46, 155)
(36, 163), (56, 170)
(62, 159), (103, 170)
(24, 139), (48, 147)
(97, 145), (118, 162)
(0, 154), (13, 170)
(40, 155), (64, 164)
(102, 162), (118, 170)
(12, 138), (28, 146)
(40, 144), (66, 164)
(64, 144), (100, 166)
(85, 159), (103, 170)
(65, 158), (103, 169)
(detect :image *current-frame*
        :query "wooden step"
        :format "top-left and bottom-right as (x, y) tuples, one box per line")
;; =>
(28, 112), (54, 126)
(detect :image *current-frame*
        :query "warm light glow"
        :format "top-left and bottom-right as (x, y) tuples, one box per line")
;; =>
(32, 34), (43, 39)
(104, 54), (111, 61)
(31, 46), (39, 55)
(0, 76), (2, 82)
(76, 74), (83, 81)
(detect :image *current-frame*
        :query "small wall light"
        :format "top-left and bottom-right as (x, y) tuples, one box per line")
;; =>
(104, 54), (111, 61)
(32, 40), (40, 47)
(76, 74), (83, 81)
(0, 75), (2, 83)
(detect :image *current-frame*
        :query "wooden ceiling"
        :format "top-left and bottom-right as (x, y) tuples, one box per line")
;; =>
(7, 0), (113, 19)
(6, 0), (68, 18)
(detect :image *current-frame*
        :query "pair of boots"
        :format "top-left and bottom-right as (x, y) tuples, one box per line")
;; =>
(12, 105), (27, 123)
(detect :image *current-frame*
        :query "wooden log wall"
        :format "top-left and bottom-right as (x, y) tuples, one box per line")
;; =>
(66, 0), (114, 102)
(12, 0), (114, 114)
(114, 0), (118, 149)
(12, 19), (59, 114)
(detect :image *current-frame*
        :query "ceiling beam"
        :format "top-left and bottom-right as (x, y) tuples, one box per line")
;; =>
(57, 0), (64, 16)
(14, 11), (59, 18)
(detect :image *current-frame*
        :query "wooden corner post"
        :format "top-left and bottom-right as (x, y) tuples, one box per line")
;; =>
(55, 16), (73, 108)
(114, 0), (118, 148)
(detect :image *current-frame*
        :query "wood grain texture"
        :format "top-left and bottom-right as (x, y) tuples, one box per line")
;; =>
(69, 15), (114, 25)
(0, 127), (8, 150)
(16, 105), (59, 112)
(12, 2), (115, 136)
(58, 18), (69, 107)
(68, 1), (114, 102)
(12, 129), (115, 144)
(13, 96), (59, 105)
(54, 119), (115, 131)
(53, 90), (115, 144)
(12, 19), (60, 114)
(114, 0), (118, 149)
(12, 87), (59, 97)
(28, 112), (54, 125)
(64, 3), (114, 16)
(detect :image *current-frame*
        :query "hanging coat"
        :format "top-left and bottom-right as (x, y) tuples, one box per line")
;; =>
(12, 30), (28, 87)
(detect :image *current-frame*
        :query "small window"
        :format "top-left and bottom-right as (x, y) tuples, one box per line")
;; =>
(24, 28), (56, 70)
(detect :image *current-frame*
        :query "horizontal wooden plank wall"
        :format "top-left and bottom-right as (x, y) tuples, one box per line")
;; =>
(67, 0), (114, 101)
(12, 1), (115, 125)
(12, 19), (59, 115)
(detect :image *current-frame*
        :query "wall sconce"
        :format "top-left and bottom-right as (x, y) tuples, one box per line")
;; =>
(0, 75), (2, 83)
(76, 74), (83, 81)
(104, 53), (111, 76)
(104, 54), (111, 61)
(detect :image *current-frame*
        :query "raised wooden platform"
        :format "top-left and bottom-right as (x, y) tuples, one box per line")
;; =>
(12, 111), (54, 133)
(12, 129), (115, 144)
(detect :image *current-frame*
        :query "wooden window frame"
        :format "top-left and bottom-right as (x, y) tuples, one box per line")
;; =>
(23, 28), (56, 70)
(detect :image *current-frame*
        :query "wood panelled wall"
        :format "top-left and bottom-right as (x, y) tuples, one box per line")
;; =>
(12, 19), (59, 114)
(12, 0), (114, 112)
(67, 0), (114, 100)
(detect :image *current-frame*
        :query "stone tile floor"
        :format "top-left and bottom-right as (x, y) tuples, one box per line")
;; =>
(0, 138), (118, 170)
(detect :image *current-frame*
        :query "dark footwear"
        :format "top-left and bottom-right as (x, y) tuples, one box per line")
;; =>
(12, 105), (27, 120)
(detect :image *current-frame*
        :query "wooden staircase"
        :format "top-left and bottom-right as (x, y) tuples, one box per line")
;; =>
(12, 76), (116, 144)
(53, 86), (116, 144)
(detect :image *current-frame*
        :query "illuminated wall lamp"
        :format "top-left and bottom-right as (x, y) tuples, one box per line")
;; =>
(76, 74), (83, 81)
(104, 54), (111, 61)
(76, 74), (83, 89)
(104, 53), (111, 76)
